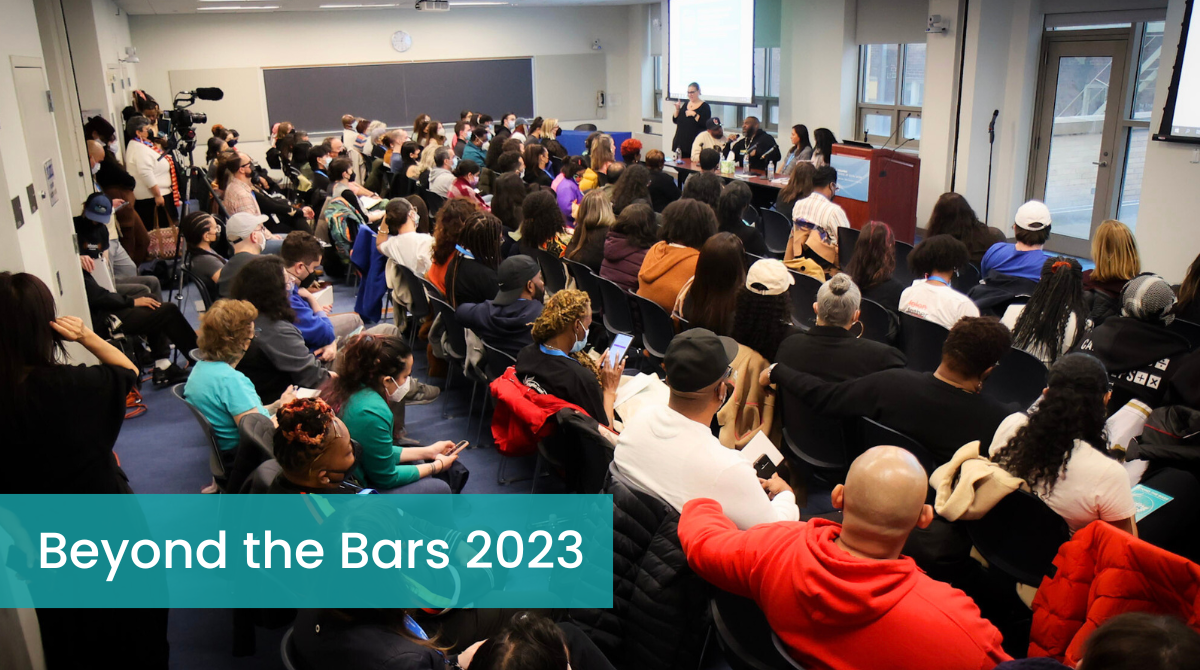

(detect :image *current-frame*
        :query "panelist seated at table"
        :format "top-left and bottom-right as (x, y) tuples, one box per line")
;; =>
(691, 118), (735, 163)
(729, 116), (781, 172)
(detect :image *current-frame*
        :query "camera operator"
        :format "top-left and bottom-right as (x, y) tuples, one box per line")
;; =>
(125, 115), (178, 228)
(222, 151), (313, 234)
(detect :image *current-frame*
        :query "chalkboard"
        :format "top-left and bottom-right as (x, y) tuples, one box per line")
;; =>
(263, 58), (534, 133)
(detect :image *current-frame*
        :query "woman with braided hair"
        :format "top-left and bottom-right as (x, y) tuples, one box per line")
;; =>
(1001, 256), (1086, 365)
(268, 397), (374, 494)
(989, 353), (1137, 535)
(515, 289), (624, 427)
(446, 211), (503, 307)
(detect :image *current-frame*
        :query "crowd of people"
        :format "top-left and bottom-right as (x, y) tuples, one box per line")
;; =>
(6, 86), (1200, 670)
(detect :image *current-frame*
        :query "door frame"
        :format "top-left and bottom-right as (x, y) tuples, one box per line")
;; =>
(1027, 29), (1130, 258)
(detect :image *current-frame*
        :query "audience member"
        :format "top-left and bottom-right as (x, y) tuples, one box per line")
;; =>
(600, 202), (657, 292)
(400, 141), (423, 181)
(730, 259), (795, 363)
(217, 212), (272, 298)
(899, 234), (980, 329)
(491, 172), (529, 251)
(716, 180), (768, 258)
(555, 156), (587, 226)
(426, 198), (478, 294)
(463, 127), (489, 167)
(406, 193), (431, 234)
(676, 232), (745, 335)
(563, 189), (615, 274)
(453, 119), (472, 158)
(418, 121), (448, 174)
(775, 273), (906, 382)
(697, 147), (721, 173)
(980, 200), (1051, 281)
(637, 198), (717, 312)
(609, 163), (651, 216)
(524, 144), (553, 187)
(180, 211), (226, 289)
(990, 353), (1136, 534)
(524, 116), (544, 144)
(1077, 273), (1191, 413)
(810, 127), (837, 167)
(446, 211), (503, 307)
(445, 161), (486, 210)
(580, 135), (615, 191)
(604, 161), (625, 188)
(377, 197), (433, 277)
(427, 146), (456, 197)
(125, 114), (176, 229)
(615, 328), (799, 527)
(1177, 251), (1200, 323)
(691, 117), (731, 163)
(775, 161), (815, 216)
(765, 317), (1015, 463)
(678, 446), (1009, 669)
(729, 115), (780, 171)
(787, 165), (847, 271)
(457, 255), (545, 359)
(496, 149), (525, 177)
(281, 231), (363, 354)
(517, 289), (622, 427)
(926, 192), (1006, 266)
(845, 220), (905, 312)
(1003, 257), (1085, 365)
(620, 137), (643, 164)
(518, 190), (568, 259)
(324, 335), (459, 493)
(469, 612), (616, 670)
(1084, 219), (1141, 326)
(681, 170), (722, 212)
(780, 124), (813, 175)
(268, 397), (375, 495)
(645, 149), (681, 212)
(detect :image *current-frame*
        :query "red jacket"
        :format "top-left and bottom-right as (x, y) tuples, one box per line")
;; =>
(678, 499), (1010, 670)
(489, 367), (586, 457)
(1029, 520), (1200, 665)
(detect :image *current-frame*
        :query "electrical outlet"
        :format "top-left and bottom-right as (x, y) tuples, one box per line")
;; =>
(1192, 148), (1200, 164)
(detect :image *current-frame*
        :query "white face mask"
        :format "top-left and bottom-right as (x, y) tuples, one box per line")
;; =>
(505, 120), (516, 130)
(109, 140), (119, 153)
(91, 162), (101, 175)
(255, 231), (267, 252)
(387, 376), (411, 402)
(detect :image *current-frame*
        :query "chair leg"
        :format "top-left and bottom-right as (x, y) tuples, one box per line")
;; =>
(531, 453), (544, 494)
(441, 364), (456, 420)
(466, 379), (479, 433)
(475, 394), (490, 446)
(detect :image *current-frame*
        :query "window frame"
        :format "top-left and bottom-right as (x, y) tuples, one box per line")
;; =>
(652, 55), (663, 120)
(855, 42), (924, 150)
(1111, 20), (1161, 225)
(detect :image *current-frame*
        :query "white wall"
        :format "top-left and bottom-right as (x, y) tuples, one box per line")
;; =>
(778, 0), (859, 143)
(129, 6), (642, 167)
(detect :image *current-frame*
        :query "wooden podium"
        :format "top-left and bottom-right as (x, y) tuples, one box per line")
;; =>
(829, 144), (921, 244)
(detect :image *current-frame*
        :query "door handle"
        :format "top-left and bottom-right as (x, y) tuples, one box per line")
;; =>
(1092, 161), (1109, 167)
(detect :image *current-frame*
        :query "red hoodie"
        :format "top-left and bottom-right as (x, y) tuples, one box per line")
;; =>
(678, 499), (1010, 670)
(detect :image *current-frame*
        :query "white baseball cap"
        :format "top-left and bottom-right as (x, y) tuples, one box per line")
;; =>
(226, 212), (269, 242)
(745, 259), (795, 296)
(1014, 200), (1052, 231)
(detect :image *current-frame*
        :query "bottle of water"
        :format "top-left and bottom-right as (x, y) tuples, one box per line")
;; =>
(673, 148), (681, 163)
(766, 162), (774, 180)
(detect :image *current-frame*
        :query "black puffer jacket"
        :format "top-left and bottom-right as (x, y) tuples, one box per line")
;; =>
(1127, 404), (1200, 477)
(570, 467), (710, 670)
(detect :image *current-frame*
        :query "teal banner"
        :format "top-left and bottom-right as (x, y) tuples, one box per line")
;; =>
(0, 495), (613, 609)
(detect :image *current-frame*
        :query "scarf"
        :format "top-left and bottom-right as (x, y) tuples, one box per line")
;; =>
(136, 137), (181, 209)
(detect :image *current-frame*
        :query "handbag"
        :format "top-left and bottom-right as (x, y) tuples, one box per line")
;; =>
(145, 205), (179, 261)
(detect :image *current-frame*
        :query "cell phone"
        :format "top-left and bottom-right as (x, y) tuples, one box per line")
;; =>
(753, 454), (777, 480)
(450, 440), (469, 456)
(607, 333), (633, 367)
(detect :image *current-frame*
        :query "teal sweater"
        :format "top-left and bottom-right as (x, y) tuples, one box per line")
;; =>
(340, 387), (420, 489)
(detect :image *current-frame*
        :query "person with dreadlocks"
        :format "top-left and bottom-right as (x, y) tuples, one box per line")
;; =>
(1001, 257), (1086, 365)
(446, 211), (503, 307)
(269, 396), (374, 494)
(515, 289), (623, 427)
(989, 353), (1136, 535)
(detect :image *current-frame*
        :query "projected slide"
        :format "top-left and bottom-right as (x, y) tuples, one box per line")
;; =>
(668, 0), (756, 105)
(1159, 0), (1200, 142)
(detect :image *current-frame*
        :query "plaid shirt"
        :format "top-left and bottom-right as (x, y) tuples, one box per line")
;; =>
(223, 179), (260, 216)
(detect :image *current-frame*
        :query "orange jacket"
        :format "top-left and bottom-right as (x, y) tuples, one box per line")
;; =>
(637, 242), (699, 313)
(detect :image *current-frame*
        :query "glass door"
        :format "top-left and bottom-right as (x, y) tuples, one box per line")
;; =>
(1030, 38), (1129, 257)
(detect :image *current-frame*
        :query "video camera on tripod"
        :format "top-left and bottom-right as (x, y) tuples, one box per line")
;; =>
(167, 87), (223, 158)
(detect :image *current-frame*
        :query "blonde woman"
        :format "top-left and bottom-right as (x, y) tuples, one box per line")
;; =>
(579, 134), (614, 191)
(418, 120), (447, 175)
(514, 289), (623, 427)
(564, 189), (616, 273)
(541, 118), (568, 160)
(1083, 219), (1141, 326)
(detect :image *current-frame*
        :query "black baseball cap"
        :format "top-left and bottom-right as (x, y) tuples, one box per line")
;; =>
(665, 328), (739, 393)
(82, 193), (113, 224)
(493, 255), (540, 306)
(706, 118), (722, 131)
(812, 165), (839, 188)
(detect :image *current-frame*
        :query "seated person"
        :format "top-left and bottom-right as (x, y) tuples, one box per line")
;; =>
(281, 231), (353, 353)
(992, 613), (1200, 670)
(217, 212), (271, 299)
(446, 211), (503, 307)
(637, 199), (717, 312)
(427, 146), (456, 197)
(323, 334), (460, 493)
(515, 289), (622, 427)
(469, 612), (615, 670)
(614, 328), (800, 529)
(232, 255), (331, 402)
(179, 211), (226, 295)
(980, 200), (1051, 282)
(729, 258), (796, 363)
(899, 234), (980, 329)
(377, 196), (434, 276)
(690, 118), (731, 163)
(456, 255), (544, 359)
(775, 273), (906, 382)
(645, 149), (681, 213)
(845, 220), (906, 313)
(679, 446), (1010, 670)
(267, 397), (376, 494)
(764, 317), (1016, 465)
(1003, 257), (1085, 365)
(787, 165), (848, 272)
(600, 203), (657, 293)
(990, 353), (1136, 535)
(1077, 273), (1192, 414)
(697, 147), (721, 174)
(517, 190), (568, 259)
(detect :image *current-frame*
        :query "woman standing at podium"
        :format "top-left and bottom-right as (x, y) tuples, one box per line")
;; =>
(671, 82), (712, 157)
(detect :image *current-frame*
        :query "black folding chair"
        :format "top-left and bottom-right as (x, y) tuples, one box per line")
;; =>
(897, 312), (950, 373)
(573, 123), (598, 131)
(788, 271), (823, 329)
(982, 347), (1048, 408)
(427, 293), (475, 420)
(631, 293), (675, 362)
(396, 264), (432, 346)
(772, 632), (807, 670)
(953, 263), (982, 293)
(893, 240), (916, 285)
(857, 298), (897, 344)
(564, 259), (603, 317)
(742, 205), (762, 230)
(837, 226), (861, 270)
(179, 267), (215, 311)
(535, 249), (568, 295)
(780, 390), (854, 485)
(171, 383), (230, 491)
(709, 590), (794, 670)
(1170, 319), (1200, 350)
(390, 173), (416, 198)
(422, 190), (446, 218)
(966, 489), (1070, 586)
(598, 277), (637, 337)
(859, 417), (937, 475)
(761, 208), (791, 258)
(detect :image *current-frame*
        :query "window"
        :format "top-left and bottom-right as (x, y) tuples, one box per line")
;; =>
(1116, 21), (1164, 228)
(730, 47), (781, 132)
(856, 42), (925, 149)
(652, 55), (663, 119)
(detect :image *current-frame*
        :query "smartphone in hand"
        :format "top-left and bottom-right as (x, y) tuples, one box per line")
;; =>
(450, 440), (469, 456)
(753, 454), (777, 480)
(607, 333), (633, 368)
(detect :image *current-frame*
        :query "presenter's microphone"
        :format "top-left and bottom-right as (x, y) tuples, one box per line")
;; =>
(194, 87), (225, 101)
(880, 112), (912, 149)
(988, 109), (999, 143)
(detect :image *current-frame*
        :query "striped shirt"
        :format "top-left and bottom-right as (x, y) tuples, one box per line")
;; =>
(223, 179), (260, 216)
(791, 192), (849, 245)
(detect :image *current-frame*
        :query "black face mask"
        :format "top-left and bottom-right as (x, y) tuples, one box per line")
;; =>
(322, 440), (363, 483)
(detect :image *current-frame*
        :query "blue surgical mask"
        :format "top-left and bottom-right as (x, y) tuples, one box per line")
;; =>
(570, 321), (587, 354)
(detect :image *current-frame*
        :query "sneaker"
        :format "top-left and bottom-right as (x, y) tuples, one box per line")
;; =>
(152, 362), (190, 388)
(403, 379), (441, 405)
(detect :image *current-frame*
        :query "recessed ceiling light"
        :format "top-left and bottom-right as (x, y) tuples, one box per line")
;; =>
(453, 2), (510, 5)
(319, 3), (399, 7)
(197, 5), (279, 9)
(197, 0), (260, 3)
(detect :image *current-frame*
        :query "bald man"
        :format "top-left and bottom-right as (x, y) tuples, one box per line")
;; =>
(679, 447), (1010, 670)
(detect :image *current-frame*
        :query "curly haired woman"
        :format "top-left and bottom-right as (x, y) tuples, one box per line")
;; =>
(515, 289), (623, 427)
(269, 397), (372, 494)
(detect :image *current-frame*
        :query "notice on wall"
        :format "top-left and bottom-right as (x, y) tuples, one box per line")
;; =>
(44, 159), (58, 207)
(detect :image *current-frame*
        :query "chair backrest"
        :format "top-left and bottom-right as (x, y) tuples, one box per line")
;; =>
(897, 312), (949, 373)
(171, 383), (228, 484)
(548, 154), (564, 178)
(422, 190), (446, 217)
(535, 249), (568, 295)
(573, 123), (598, 131)
(419, 276), (447, 302)
(857, 298), (896, 344)
(710, 590), (787, 670)
(772, 631), (807, 670)
(780, 390), (852, 474)
(982, 347), (1048, 408)
(598, 276), (637, 335)
(541, 407), (614, 493)
(480, 340), (517, 382)
(340, 188), (368, 225)
(788, 271), (823, 329)
(226, 412), (276, 493)
(390, 172), (415, 198)
(953, 262), (982, 293)
(966, 488), (1070, 585)
(564, 258), (603, 315)
(245, 459), (282, 495)
(180, 266), (215, 311)
(631, 293), (675, 360)
(761, 208), (791, 256)
(396, 263), (431, 320)
(742, 205), (762, 229)
(428, 294), (468, 360)
(893, 240), (915, 285)
(1170, 318), (1200, 350)
(837, 226), (861, 270)
(859, 417), (936, 475)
